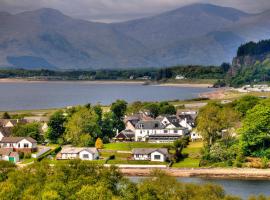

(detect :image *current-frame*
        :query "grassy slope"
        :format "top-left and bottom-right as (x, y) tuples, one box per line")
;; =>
(104, 142), (171, 151)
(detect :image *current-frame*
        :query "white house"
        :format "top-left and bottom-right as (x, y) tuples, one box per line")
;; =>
(0, 137), (37, 152)
(0, 148), (19, 163)
(58, 147), (99, 160)
(134, 120), (188, 143)
(132, 148), (169, 162)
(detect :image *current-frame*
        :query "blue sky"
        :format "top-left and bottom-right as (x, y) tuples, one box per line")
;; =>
(1, 0), (270, 22)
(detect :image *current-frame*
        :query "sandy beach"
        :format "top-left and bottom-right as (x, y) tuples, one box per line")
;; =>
(0, 78), (213, 88)
(120, 167), (270, 180)
(156, 83), (213, 88)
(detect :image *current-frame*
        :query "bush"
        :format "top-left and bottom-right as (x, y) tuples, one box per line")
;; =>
(24, 153), (31, 159)
(19, 152), (24, 159)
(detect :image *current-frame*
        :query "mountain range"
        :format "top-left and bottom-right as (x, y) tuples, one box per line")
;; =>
(1, 3), (270, 70)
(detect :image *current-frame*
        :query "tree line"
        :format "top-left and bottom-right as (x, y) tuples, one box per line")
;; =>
(197, 95), (270, 168)
(0, 159), (266, 200)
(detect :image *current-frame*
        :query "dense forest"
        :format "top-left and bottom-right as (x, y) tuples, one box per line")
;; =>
(237, 39), (270, 57)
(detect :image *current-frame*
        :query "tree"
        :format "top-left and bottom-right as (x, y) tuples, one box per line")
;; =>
(240, 103), (270, 157)
(144, 103), (160, 118)
(173, 136), (189, 162)
(111, 100), (127, 120)
(46, 110), (66, 143)
(233, 95), (260, 117)
(65, 107), (101, 146)
(101, 111), (116, 140)
(196, 103), (238, 146)
(93, 105), (103, 126)
(95, 138), (104, 149)
(159, 102), (176, 115)
(110, 100), (127, 132)
(2, 112), (11, 119)
(12, 123), (41, 142)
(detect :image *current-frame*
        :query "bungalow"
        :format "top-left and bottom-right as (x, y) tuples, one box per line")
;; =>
(58, 147), (99, 160)
(0, 127), (12, 141)
(134, 120), (188, 143)
(0, 148), (19, 163)
(0, 137), (37, 153)
(132, 148), (169, 162)
(114, 129), (135, 142)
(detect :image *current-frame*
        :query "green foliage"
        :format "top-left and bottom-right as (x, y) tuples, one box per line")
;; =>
(233, 95), (260, 117)
(196, 103), (239, 146)
(0, 161), (16, 182)
(240, 103), (270, 158)
(46, 110), (66, 143)
(111, 99), (127, 132)
(12, 122), (42, 142)
(65, 107), (101, 146)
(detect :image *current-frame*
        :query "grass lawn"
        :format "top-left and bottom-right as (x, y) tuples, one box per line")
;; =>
(172, 141), (203, 168)
(104, 142), (172, 151)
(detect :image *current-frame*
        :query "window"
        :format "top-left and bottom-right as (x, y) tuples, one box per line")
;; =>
(23, 143), (29, 148)
(174, 130), (178, 133)
(83, 154), (89, 159)
(154, 155), (161, 160)
(164, 130), (168, 133)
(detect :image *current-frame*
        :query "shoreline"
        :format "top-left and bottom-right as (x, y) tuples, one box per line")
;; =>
(120, 168), (270, 180)
(0, 78), (213, 88)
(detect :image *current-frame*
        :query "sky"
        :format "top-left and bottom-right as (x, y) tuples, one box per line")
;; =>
(1, 0), (270, 23)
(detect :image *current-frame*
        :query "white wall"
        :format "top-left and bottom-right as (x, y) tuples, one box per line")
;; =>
(150, 151), (166, 162)
(61, 153), (78, 159)
(79, 150), (94, 160)
(133, 154), (150, 160)
(135, 128), (186, 141)
(0, 132), (4, 141)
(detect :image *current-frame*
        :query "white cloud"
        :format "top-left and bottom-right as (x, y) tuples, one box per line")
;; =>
(0, 0), (270, 22)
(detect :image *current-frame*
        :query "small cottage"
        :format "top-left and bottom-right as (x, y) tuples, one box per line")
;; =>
(132, 148), (169, 162)
(0, 137), (37, 153)
(58, 147), (99, 160)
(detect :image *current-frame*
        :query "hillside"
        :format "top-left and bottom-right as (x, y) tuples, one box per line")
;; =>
(0, 4), (270, 69)
(228, 40), (270, 86)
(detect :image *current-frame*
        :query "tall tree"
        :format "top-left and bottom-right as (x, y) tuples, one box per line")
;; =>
(240, 103), (270, 157)
(65, 107), (101, 146)
(46, 110), (66, 143)
(2, 112), (11, 119)
(197, 103), (238, 146)
(12, 123), (41, 142)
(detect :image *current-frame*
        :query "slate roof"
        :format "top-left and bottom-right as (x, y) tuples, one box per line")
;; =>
(0, 137), (37, 143)
(132, 148), (169, 156)
(115, 129), (135, 139)
(0, 127), (12, 137)
(60, 147), (98, 155)
(135, 120), (165, 129)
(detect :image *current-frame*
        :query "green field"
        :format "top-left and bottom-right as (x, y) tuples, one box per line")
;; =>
(104, 142), (172, 151)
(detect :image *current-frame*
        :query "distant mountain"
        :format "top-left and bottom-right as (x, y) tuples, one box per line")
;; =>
(0, 4), (270, 69)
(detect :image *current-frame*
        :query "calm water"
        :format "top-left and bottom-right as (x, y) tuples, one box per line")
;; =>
(0, 82), (213, 111)
(129, 176), (270, 199)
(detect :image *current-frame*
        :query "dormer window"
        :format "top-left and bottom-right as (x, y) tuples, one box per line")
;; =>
(139, 124), (144, 129)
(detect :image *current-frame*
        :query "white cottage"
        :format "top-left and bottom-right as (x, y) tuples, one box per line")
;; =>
(58, 147), (99, 160)
(0, 137), (37, 152)
(132, 148), (169, 162)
